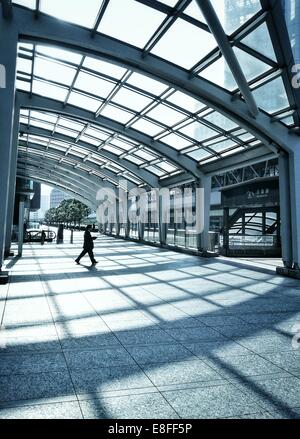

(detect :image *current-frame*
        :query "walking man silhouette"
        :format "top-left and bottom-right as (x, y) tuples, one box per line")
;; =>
(75, 225), (98, 265)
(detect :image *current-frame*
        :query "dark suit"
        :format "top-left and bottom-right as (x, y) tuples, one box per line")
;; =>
(76, 230), (97, 264)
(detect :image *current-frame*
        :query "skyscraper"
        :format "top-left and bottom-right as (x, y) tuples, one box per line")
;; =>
(50, 188), (71, 208)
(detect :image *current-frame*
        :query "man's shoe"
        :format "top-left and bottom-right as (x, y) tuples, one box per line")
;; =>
(92, 260), (98, 265)
(75, 260), (80, 265)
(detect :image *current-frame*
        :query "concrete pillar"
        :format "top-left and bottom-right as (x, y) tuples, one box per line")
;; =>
(4, 102), (20, 256)
(278, 153), (293, 268)
(288, 148), (300, 269)
(18, 200), (25, 257)
(0, 24), (18, 270)
(196, 176), (211, 253)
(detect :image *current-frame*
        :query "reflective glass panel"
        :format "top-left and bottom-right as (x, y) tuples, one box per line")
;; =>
(83, 57), (126, 79)
(34, 57), (77, 86)
(74, 72), (115, 99)
(147, 104), (185, 126)
(98, 0), (166, 48)
(32, 80), (68, 101)
(152, 18), (216, 69)
(252, 76), (290, 113)
(40, 0), (102, 29)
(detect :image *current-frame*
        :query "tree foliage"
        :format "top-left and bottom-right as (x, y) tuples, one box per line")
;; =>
(44, 199), (90, 226)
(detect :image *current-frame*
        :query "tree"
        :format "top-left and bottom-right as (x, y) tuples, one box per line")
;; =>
(44, 200), (90, 227)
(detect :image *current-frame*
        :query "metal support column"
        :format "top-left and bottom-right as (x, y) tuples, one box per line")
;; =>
(288, 148), (300, 269)
(4, 102), (20, 256)
(115, 197), (120, 237)
(125, 198), (131, 239)
(223, 207), (230, 257)
(158, 192), (167, 246)
(0, 24), (18, 270)
(196, 176), (211, 253)
(18, 200), (25, 257)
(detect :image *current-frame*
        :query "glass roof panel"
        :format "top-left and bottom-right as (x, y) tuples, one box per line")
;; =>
(16, 80), (30, 92)
(166, 91), (205, 113)
(131, 119), (163, 136)
(30, 119), (54, 131)
(101, 104), (134, 124)
(126, 72), (168, 95)
(161, 133), (192, 150)
(82, 57), (126, 80)
(179, 121), (217, 141)
(55, 127), (78, 138)
(135, 149), (156, 161)
(34, 57), (77, 86)
(233, 47), (271, 81)
(125, 155), (144, 165)
(13, 0), (35, 9)
(147, 104), (185, 126)
(17, 57), (32, 74)
(85, 127), (110, 141)
(159, 0), (178, 6)
(80, 135), (101, 146)
(36, 45), (83, 65)
(40, 0), (102, 29)
(112, 88), (152, 112)
(199, 56), (237, 91)
(98, 0), (166, 48)
(32, 80), (68, 101)
(184, 1), (206, 24)
(242, 22), (276, 61)
(151, 18), (217, 69)
(187, 148), (211, 161)
(74, 71), (115, 99)
(208, 139), (237, 153)
(185, 0), (266, 41)
(67, 92), (101, 112)
(58, 118), (85, 132)
(103, 145), (123, 156)
(203, 112), (238, 131)
(30, 111), (58, 124)
(252, 76), (290, 113)
(146, 166), (165, 177)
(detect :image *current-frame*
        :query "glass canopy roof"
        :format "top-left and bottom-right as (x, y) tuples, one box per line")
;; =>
(12, 0), (298, 191)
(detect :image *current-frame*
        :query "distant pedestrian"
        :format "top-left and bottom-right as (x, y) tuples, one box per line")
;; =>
(41, 230), (46, 246)
(75, 225), (98, 265)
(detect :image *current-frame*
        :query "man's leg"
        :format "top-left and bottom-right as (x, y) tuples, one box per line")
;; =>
(75, 249), (87, 263)
(88, 250), (96, 264)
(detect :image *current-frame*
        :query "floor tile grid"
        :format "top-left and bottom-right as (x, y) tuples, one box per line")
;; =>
(59, 237), (300, 418)
(34, 257), (85, 418)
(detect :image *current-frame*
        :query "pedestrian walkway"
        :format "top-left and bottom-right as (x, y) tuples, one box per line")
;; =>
(1, 233), (300, 419)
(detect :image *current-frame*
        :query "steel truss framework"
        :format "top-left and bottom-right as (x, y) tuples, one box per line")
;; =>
(1, 0), (300, 268)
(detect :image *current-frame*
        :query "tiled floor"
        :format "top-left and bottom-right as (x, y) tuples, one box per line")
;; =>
(1, 232), (300, 419)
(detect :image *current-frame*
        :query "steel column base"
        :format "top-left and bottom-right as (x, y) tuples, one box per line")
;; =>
(276, 266), (300, 280)
(0, 271), (9, 284)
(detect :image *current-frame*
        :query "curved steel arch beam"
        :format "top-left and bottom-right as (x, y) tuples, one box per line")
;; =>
(17, 151), (121, 194)
(18, 92), (202, 178)
(17, 159), (99, 197)
(19, 123), (160, 188)
(13, 9), (299, 154)
(17, 155), (120, 201)
(18, 138), (137, 190)
(17, 173), (95, 208)
(17, 163), (97, 203)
